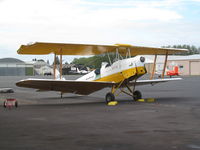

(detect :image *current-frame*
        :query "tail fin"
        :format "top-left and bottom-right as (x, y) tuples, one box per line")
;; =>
(174, 66), (179, 74)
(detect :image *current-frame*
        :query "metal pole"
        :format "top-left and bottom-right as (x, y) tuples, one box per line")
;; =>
(150, 54), (157, 80)
(53, 53), (56, 79)
(162, 51), (168, 78)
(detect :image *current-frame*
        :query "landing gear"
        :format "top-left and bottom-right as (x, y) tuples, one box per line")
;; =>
(61, 92), (63, 98)
(15, 101), (18, 108)
(3, 101), (6, 108)
(133, 90), (142, 101)
(105, 79), (142, 103)
(105, 92), (115, 103)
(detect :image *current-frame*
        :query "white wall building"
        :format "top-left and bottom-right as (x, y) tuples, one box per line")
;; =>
(0, 58), (34, 76)
(144, 54), (200, 76)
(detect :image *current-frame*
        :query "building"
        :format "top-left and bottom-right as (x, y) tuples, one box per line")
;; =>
(0, 58), (34, 76)
(26, 60), (53, 75)
(62, 64), (90, 75)
(144, 54), (200, 76)
(168, 55), (200, 75)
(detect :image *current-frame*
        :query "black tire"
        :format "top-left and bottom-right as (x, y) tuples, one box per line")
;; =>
(133, 90), (142, 101)
(105, 92), (115, 103)
(3, 101), (6, 108)
(15, 101), (18, 108)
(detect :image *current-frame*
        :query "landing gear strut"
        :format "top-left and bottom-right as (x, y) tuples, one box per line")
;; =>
(105, 79), (143, 103)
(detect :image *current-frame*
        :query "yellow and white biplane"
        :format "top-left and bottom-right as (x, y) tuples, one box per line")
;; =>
(16, 42), (187, 103)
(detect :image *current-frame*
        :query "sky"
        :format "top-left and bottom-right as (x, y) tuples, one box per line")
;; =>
(0, 0), (200, 63)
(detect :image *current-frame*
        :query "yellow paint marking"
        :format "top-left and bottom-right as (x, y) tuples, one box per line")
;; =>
(107, 101), (118, 106)
(137, 99), (145, 102)
(137, 98), (156, 103)
(146, 98), (155, 102)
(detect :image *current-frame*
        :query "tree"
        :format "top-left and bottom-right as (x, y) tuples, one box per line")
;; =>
(71, 53), (116, 69)
(162, 45), (200, 55)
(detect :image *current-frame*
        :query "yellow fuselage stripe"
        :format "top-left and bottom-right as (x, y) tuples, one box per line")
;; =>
(95, 66), (146, 83)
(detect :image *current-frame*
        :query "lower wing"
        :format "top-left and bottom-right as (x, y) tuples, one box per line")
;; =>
(16, 79), (114, 95)
(130, 78), (182, 86)
(16, 78), (182, 95)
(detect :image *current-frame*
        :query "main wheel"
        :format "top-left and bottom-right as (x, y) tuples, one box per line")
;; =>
(133, 90), (142, 101)
(105, 92), (115, 103)
(3, 101), (6, 108)
(15, 101), (18, 108)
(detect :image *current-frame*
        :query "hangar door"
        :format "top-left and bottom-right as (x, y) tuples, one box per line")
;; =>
(190, 61), (200, 75)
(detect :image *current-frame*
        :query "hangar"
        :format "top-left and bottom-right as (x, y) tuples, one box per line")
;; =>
(26, 60), (53, 75)
(0, 58), (34, 76)
(145, 54), (200, 76)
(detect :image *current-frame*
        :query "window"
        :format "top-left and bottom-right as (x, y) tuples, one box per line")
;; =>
(179, 65), (184, 68)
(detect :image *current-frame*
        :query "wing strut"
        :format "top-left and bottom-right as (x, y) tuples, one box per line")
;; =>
(59, 50), (63, 98)
(162, 51), (168, 78)
(60, 50), (63, 79)
(150, 54), (157, 80)
(53, 50), (63, 80)
(53, 53), (56, 79)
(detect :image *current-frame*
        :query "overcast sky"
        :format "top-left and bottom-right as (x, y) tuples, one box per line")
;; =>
(0, 0), (200, 63)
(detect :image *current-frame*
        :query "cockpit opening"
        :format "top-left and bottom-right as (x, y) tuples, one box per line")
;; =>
(94, 68), (100, 75)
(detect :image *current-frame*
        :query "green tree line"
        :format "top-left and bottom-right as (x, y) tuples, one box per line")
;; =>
(71, 45), (200, 69)
(162, 45), (200, 55)
(71, 54), (116, 69)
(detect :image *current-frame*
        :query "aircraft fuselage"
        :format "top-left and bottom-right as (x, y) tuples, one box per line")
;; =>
(76, 56), (146, 83)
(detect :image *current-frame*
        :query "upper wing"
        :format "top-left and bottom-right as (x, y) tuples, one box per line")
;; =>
(17, 43), (116, 55)
(17, 42), (188, 56)
(16, 79), (114, 95)
(128, 78), (182, 86)
(128, 46), (187, 56)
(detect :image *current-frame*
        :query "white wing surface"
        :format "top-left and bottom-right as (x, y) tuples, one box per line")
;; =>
(16, 78), (182, 95)
(16, 79), (114, 95)
(130, 78), (182, 86)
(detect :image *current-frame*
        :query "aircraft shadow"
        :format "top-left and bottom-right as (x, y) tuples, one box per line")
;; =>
(21, 96), (188, 108)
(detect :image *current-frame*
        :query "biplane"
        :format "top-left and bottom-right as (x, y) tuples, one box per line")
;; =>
(16, 43), (187, 103)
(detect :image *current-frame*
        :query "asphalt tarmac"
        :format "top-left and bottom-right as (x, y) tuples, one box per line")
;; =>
(0, 75), (200, 150)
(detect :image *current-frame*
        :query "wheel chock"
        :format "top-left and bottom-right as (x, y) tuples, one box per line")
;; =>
(107, 101), (118, 106)
(137, 98), (155, 103)
(146, 98), (155, 102)
(137, 99), (145, 102)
